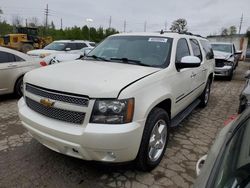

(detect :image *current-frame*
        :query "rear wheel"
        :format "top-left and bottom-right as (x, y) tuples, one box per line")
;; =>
(14, 77), (24, 98)
(21, 43), (34, 53)
(227, 70), (233, 81)
(136, 108), (169, 171)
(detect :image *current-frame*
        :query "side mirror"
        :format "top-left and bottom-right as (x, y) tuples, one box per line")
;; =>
(176, 56), (201, 69)
(65, 48), (71, 51)
(196, 155), (207, 176)
(245, 70), (250, 79)
(235, 50), (242, 55)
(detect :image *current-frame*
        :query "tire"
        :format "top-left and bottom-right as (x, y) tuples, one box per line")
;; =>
(14, 77), (24, 98)
(136, 107), (169, 171)
(227, 70), (233, 81)
(21, 43), (34, 53)
(199, 79), (211, 108)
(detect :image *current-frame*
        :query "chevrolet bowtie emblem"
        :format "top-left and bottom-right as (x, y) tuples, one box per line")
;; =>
(40, 98), (55, 107)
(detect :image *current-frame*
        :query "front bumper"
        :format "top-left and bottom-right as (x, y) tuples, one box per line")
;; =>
(18, 98), (145, 162)
(214, 66), (233, 76)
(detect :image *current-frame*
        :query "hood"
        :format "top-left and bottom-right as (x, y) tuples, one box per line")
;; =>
(27, 49), (58, 56)
(24, 60), (160, 98)
(213, 50), (232, 60)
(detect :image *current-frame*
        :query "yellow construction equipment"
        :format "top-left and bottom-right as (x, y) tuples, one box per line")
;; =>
(0, 27), (53, 53)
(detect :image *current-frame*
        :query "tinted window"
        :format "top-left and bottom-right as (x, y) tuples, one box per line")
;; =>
(190, 39), (202, 61)
(0, 51), (15, 63)
(66, 43), (78, 50)
(76, 43), (88, 49)
(89, 42), (95, 47)
(200, 40), (214, 60)
(213, 118), (250, 188)
(14, 55), (25, 62)
(44, 42), (67, 51)
(176, 38), (190, 63)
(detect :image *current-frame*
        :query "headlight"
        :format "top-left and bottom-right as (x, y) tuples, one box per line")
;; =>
(90, 98), (134, 124)
(224, 61), (233, 66)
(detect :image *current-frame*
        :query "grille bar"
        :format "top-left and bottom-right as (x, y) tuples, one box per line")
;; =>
(26, 84), (89, 106)
(26, 97), (85, 124)
(215, 59), (225, 67)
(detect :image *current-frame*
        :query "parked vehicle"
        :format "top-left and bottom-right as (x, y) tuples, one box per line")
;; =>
(238, 70), (250, 113)
(211, 42), (242, 81)
(18, 32), (214, 171)
(39, 47), (93, 66)
(27, 40), (95, 59)
(0, 46), (39, 97)
(194, 109), (250, 188)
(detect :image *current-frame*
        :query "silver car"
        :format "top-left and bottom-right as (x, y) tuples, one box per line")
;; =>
(0, 46), (39, 97)
(194, 109), (250, 188)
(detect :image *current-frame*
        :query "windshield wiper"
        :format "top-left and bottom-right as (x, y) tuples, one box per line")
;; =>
(110, 57), (151, 67)
(86, 55), (109, 61)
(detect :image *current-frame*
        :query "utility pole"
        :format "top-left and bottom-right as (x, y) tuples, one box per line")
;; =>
(25, 19), (28, 27)
(60, 18), (63, 30)
(109, 16), (112, 28)
(239, 14), (243, 34)
(44, 4), (49, 29)
(144, 21), (147, 32)
(123, 20), (126, 33)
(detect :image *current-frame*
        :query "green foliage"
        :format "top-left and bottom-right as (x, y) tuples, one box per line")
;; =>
(229, 26), (237, 35)
(221, 28), (228, 36)
(0, 18), (119, 42)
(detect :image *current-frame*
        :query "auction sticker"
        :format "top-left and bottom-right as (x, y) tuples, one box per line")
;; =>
(148, 38), (168, 43)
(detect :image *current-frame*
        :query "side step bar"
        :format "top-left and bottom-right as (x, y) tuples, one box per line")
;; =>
(170, 99), (201, 127)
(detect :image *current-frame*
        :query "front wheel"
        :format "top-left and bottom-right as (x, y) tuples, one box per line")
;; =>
(199, 79), (211, 108)
(136, 108), (169, 171)
(14, 77), (24, 98)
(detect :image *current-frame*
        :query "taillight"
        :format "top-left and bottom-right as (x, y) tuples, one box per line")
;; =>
(224, 114), (238, 126)
(40, 61), (47, 66)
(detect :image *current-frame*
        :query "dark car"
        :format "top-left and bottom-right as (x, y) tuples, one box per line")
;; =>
(194, 108), (250, 188)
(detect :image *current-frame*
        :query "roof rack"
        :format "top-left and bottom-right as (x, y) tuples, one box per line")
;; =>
(159, 30), (205, 38)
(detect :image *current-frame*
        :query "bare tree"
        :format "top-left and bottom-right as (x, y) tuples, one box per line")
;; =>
(12, 15), (23, 27)
(229, 26), (237, 35)
(29, 17), (39, 27)
(221, 28), (228, 36)
(170, 18), (188, 32)
(0, 7), (3, 21)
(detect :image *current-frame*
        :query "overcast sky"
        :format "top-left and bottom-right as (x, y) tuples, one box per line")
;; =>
(0, 0), (249, 36)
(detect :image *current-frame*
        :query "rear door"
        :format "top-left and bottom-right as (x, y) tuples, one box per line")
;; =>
(0, 51), (27, 94)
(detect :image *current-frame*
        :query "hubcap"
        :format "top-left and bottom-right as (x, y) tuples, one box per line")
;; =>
(148, 119), (168, 162)
(204, 83), (210, 104)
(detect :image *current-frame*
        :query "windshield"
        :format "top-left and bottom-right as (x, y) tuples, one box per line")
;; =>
(44, 42), (68, 51)
(213, 118), (250, 188)
(86, 35), (172, 68)
(211, 44), (232, 53)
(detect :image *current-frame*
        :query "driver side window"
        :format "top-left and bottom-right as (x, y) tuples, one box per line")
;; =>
(176, 38), (190, 63)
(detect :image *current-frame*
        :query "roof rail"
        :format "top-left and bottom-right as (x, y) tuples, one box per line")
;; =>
(158, 30), (205, 38)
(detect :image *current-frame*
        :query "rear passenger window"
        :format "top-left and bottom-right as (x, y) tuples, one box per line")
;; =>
(66, 43), (78, 50)
(200, 40), (214, 60)
(190, 39), (202, 61)
(0, 51), (15, 63)
(14, 55), (25, 62)
(176, 38), (190, 63)
(76, 43), (88, 49)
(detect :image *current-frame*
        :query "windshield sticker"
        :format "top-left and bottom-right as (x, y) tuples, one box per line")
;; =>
(148, 38), (168, 43)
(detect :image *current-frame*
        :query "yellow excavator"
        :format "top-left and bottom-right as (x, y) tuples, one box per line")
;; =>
(0, 27), (52, 53)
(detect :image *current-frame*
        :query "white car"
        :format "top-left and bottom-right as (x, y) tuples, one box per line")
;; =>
(39, 47), (93, 66)
(0, 46), (39, 97)
(27, 40), (95, 59)
(18, 32), (214, 171)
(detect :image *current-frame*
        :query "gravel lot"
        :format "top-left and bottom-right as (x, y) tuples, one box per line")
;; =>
(0, 62), (248, 188)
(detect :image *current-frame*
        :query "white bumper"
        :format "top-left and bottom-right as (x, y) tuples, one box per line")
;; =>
(18, 98), (145, 162)
(214, 66), (233, 76)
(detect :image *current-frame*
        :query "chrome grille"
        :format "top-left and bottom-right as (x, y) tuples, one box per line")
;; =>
(26, 84), (89, 106)
(26, 97), (85, 124)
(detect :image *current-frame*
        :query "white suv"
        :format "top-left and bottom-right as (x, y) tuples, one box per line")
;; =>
(27, 40), (95, 58)
(18, 32), (214, 171)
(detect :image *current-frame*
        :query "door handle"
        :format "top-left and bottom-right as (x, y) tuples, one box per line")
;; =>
(191, 73), (197, 78)
(8, 64), (18, 68)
